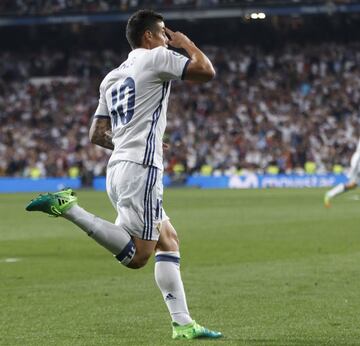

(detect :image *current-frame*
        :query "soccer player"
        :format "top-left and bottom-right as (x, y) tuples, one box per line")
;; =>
(26, 9), (222, 340)
(324, 139), (360, 207)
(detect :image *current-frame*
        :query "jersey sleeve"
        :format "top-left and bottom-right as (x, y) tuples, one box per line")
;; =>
(94, 81), (110, 118)
(151, 46), (190, 81)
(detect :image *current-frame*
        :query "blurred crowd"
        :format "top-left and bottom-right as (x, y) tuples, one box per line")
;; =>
(0, 0), (356, 16)
(0, 0), (255, 16)
(1, 42), (360, 179)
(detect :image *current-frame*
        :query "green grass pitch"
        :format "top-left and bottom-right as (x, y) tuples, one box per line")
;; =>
(1, 188), (360, 345)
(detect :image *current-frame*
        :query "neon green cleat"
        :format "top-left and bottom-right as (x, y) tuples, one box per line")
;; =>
(25, 188), (77, 217)
(324, 193), (331, 208)
(172, 320), (222, 340)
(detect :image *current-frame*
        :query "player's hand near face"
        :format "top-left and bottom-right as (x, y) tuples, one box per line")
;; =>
(165, 28), (193, 49)
(165, 27), (215, 83)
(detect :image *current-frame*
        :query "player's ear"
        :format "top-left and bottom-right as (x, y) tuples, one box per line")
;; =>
(141, 30), (153, 48)
(144, 30), (153, 41)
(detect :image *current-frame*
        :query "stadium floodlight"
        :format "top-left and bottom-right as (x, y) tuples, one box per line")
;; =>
(249, 12), (266, 20)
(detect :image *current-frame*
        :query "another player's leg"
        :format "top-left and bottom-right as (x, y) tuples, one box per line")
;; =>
(325, 151), (360, 207)
(25, 189), (136, 266)
(154, 219), (222, 340)
(324, 181), (357, 208)
(324, 183), (344, 208)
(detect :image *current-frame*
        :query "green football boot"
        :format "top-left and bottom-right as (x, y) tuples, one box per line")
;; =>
(172, 320), (222, 340)
(25, 188), (77, 217)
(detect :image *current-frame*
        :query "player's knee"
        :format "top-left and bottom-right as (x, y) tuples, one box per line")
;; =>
(115, 238), (156, 269)
(127, 252), (151, 269)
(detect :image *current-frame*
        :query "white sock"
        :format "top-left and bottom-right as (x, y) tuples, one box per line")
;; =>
(154, 251), (193, 325)
(327, 183), (345, 198)
(63, 205), (135, 266)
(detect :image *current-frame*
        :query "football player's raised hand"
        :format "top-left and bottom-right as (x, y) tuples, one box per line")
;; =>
(165, 27), (193, 49)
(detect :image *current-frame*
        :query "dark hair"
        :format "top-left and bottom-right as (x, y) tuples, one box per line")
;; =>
(126, 9), (164, 49)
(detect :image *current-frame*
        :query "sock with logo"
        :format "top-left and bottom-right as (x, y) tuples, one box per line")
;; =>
(64, 205), (135, 266)
(154, 251), (193, 325)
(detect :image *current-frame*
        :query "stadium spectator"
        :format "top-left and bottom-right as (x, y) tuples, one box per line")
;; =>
(1, 42), (360, 178)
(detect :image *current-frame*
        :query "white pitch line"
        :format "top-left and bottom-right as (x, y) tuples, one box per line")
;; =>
(0, 258), (21, 263)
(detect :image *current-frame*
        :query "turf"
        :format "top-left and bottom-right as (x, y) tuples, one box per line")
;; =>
(1, 188), (360, 345)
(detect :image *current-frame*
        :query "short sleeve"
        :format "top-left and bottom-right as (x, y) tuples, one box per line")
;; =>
(94, 81), (110, 118)
(151, 46), (190, 81)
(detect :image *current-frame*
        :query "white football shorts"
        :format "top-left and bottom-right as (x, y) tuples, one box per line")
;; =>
(106, 160), (168, 241)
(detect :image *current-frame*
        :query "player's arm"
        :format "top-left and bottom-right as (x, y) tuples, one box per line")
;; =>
(89, 117), (114, 150)
(165, 27), (215, 83)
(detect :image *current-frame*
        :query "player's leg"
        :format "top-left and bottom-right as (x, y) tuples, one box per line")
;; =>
(26, 188), (136, 266)
(128, 237), (157, 269)
(154, 220), (191, 324)
(25, 163), (175, 270)
(324, 151), (360, 207)
(324, 181), (358, 207)
(63, 203), (136, 266)
(26, 161), (161, 267)
(154, 219), (222, 339)
(324, 183), (346, 207)
(62, 161), (161, 269)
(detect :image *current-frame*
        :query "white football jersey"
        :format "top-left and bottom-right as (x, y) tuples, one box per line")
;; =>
(94, 46), (189, 170)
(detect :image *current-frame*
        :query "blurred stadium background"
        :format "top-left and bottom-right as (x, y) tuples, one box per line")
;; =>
(3, 2), (360, 345)
(2, 0), (360, 192)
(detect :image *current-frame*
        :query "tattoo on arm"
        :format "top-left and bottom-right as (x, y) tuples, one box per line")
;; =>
(89, 118), (114, 150)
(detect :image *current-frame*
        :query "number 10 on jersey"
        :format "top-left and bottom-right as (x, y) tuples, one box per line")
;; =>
(110, 77), (135, 129)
